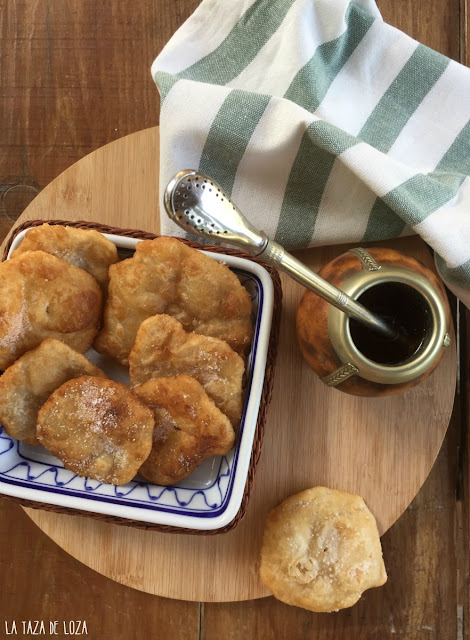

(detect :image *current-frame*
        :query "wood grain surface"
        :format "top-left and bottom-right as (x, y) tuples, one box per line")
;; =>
(0, 0), (468, 638)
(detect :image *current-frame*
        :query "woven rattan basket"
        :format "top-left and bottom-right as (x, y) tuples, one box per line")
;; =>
(1, 220), (282, 535)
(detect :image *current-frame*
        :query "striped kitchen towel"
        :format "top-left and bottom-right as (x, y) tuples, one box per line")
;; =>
(152, 0), (470, 307)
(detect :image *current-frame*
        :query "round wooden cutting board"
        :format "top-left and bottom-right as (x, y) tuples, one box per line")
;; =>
(4, 128), (456, 602)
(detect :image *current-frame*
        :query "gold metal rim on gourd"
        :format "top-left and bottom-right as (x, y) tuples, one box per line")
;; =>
(327, 265), (449, 385)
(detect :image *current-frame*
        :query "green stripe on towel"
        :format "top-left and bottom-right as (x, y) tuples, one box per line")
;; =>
(362, 200), (406, 241)
(359, 46), (449, 152)
(435, 255), (470, 290)
(434, 119), (470, 175)
(360, 46), (450, 238)
(198, 90), (271, 196)
(284, 4), (375, 113)
(381, 173), (463, 227)
(178, 0), (297, 85)
(154, 71), (180, 101)
(363, 120), (470, 240)
(275, 121), (358, 247)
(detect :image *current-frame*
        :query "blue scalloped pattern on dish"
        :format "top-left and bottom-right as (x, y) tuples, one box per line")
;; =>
(0, 430), (234, 514)
(0, 269), (262, 520)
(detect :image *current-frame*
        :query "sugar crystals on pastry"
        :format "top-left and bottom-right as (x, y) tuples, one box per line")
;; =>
(94, 236), (253, 365)
(0, 250), (102, 370)
(134, 375), (235, 485)
(11, 223), (118, 292)
(37, 376), (154, 485)
(129, 314), (245, 427)
(0, 339), (105, 446)
(260, 486), (387, 612)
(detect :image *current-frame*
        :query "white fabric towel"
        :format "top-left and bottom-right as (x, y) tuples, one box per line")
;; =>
(152, 0), (470, 307)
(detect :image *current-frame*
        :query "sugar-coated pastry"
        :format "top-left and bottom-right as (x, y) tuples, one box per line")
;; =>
(37, 376), (154, 485)
(0, 251), (102, 370)
(0, 339), (105, 445)
(12, 224), (118, 292)
(134, 375), (235, 485)
(260, 487), (387, 612)
(94, 236), (253, 365)
(129, 314), (245, 427)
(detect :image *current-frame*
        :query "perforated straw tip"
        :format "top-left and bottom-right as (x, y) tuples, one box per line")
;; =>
(163, 169), (197, 224)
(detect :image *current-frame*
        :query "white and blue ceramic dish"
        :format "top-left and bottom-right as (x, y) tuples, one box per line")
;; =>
(0, 229), (274, 531)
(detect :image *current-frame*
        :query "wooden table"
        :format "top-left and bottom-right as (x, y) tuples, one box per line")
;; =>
(0, 1), (468, 638)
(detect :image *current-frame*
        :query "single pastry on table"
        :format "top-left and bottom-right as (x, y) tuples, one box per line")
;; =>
(0, 250), (102, 370)
(0, 339), (105, 446)
(37, 376), (154, 485)
(94, 236), (253, 365)
(11, 223), (118, 292)
(260, 486), (387, 613)
(133, 375), (235, 485)
(129, 314), (245, 427)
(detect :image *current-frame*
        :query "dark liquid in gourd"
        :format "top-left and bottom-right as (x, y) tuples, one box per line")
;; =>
(349, 282), (431, 365)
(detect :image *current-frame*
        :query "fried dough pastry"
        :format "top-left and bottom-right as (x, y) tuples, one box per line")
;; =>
(134, 375), (235, 485)
(0, 339), (105, 446)
(37, 376), (154, 485)
(94, 236), (253, 365)
(260, 487), (387, 612)
(0, 251), (102, 370)
(12, 224), (118, 292)
(129, 314), (245, 426)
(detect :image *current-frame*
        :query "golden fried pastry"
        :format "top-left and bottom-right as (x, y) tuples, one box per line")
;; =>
(0, 339), (105, 446)
(37, 376), (154, 485)
(94, 236), (253, 365)
(134, 375), (235, 485)
(12, 224), (118, 292)
(0, 251), (102, 370)
(260, 487), (387, 612)
(129, 314), (245, 426)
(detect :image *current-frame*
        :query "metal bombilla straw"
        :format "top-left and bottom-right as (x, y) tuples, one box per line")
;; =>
(164, 169), (397, 341)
